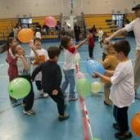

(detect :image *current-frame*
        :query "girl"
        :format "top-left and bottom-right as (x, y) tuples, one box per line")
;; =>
(0, 37), (18, 81)
(30, 38), (49, 98)
(0, 38), (18, 102)
(12, 44), (38, 115)
(60, 36), (87, 101)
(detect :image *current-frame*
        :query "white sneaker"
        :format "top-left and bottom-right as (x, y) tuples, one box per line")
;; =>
(23, 110), (35, 116)
(39, 90), (49, 98)
(42, 93), (49, 98)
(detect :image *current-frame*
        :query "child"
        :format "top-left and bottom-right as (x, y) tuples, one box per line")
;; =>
(94, 40), (134, 139)
(98, 27), (104, 45)
(0, 38), (18, 102)
(32, 46), (69, 121)
(35, 28), (41, 39)
(30, 38), (49, 98)
(60, 36), (87, 101)
(0, 37), (18, 81)
(100, 33), (108, 61)
(12, 44), (38, 116)
(87, 29), (95, 59)
(101, 43), (119, 105)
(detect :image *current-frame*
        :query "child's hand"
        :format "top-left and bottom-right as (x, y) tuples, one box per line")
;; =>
(29, 40), (35, 50)
(52, 89), (58, 95)
(15, 54), (24, 59)
(92, 72), (101, 78)
(104, 37), (110, 44)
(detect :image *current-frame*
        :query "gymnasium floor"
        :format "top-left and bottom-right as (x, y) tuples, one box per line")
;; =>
(0, 37), (140, 140)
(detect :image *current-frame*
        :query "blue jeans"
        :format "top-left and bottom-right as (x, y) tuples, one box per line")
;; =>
(62, 69), (76, 97)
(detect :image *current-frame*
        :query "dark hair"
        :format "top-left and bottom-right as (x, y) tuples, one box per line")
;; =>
(47, 46), (61, 59)
(88, 29), (93, 33)
(59, 36), (71, 50)
(0, 37), (17, 53)
(34, 38), (42, 44)
(113, 40), (130, 56)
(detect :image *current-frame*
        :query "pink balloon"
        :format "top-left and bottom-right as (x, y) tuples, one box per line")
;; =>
(45, 16), (57, 27)
(77, 72), (85, 79)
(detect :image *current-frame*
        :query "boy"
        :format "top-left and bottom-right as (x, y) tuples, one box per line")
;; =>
(30, 38), (49, 98)
(32, 46), (69, 121)
(94, 40), (134, 139)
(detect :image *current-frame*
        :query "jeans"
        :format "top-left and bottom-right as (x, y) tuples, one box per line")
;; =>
(113, 105), (129, 132)
(61, 69), (76, 97)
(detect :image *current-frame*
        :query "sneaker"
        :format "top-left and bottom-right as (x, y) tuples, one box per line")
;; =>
(104, 101), (112, 106)
(42, 93), (49, 98)
(68, 96), (78, 101)
(23, 110), (35, 116)
(40, 91), (49, 98)
(58, 113), (70, 121)
(115, 131), (132, 140)
(113, 123), (121, 131)
(28, 110), (36, 115)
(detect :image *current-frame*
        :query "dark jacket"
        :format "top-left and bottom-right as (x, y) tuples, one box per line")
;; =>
(32, 60), (62, 93)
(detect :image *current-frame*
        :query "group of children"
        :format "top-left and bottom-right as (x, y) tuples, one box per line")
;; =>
(0, 35), (88, 121)
(0, 31), (135, 138)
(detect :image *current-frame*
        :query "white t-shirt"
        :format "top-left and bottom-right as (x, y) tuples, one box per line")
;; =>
(35, 32), (41, 39)
(30, 48), (48, 80)
(17, 56), (32, 76)
(124, 18), (140, 50)
(110, 60), (135, 108)
(63, 46), (76, 70)
(98, 30), (104, 37)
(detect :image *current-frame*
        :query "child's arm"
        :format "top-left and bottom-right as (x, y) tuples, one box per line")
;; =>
(29, 41), (39, 60)
(75, 38), (87, 49)
(94, 72), (111, 83)
(31, 64), (42, 81)
(105, 70), (114, 76)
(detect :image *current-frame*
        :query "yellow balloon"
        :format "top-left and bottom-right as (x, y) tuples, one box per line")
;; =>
(91, 82), (102, 94)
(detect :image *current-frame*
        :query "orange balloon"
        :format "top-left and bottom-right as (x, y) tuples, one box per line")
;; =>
(131, 112), (140, 137)
(18, 28), (34, 43)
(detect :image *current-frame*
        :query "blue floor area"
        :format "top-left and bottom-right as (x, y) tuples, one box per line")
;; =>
(0, 37), (140, 140)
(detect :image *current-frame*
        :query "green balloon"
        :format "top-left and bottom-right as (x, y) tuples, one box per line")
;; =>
(8, 78), (31, 99)
(76, 78), (91, 97)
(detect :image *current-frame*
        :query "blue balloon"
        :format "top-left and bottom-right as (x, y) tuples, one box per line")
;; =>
(86, 60), (105, 76)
